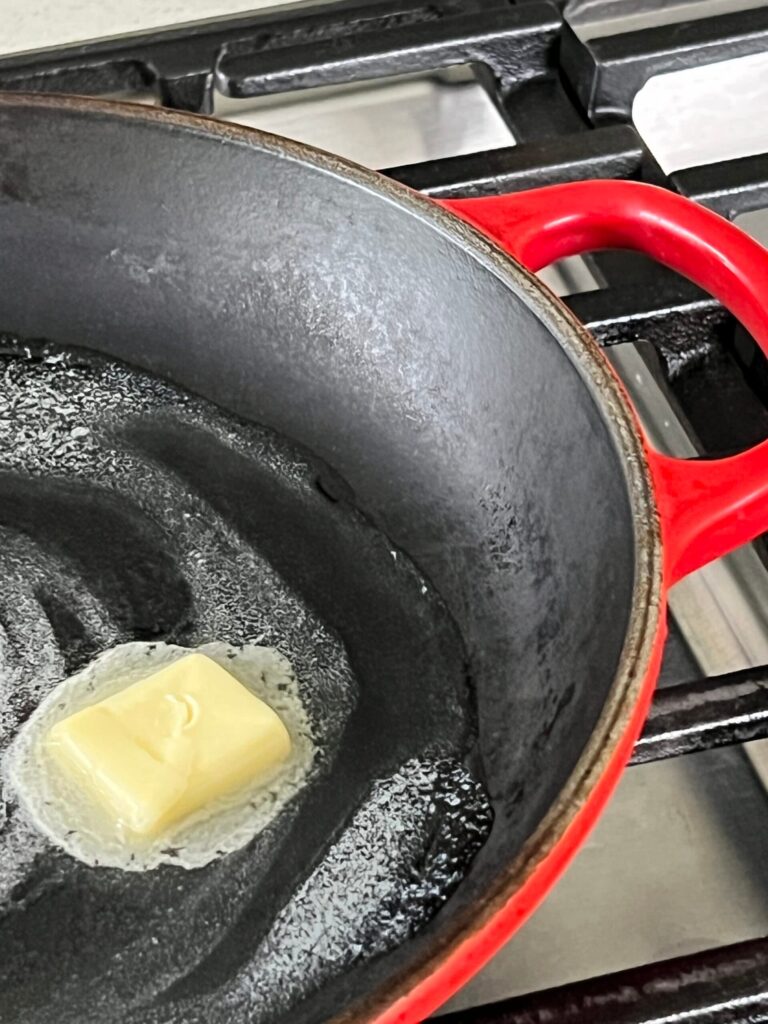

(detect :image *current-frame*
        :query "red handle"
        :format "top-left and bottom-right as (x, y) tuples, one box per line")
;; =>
(443, 181), (768, 586)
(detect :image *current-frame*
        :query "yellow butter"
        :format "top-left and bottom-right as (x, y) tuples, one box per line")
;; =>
(46, 653), (292, 837)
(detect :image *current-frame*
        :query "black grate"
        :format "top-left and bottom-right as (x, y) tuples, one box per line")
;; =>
(387, 123), (645, 197)
(437, 934), (768, 1024)
(561, 6), (768, 124)
(0, 1), (559, 112)
(4, 2), (768, 1020)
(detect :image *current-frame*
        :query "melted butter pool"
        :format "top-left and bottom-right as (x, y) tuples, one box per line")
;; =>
(9, 641), (315, 871)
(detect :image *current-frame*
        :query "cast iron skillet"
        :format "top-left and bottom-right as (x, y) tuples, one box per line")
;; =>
(2, 93), (768, 1024)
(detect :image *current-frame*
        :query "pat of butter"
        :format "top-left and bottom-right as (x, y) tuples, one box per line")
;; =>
(46, 653), (292, 837)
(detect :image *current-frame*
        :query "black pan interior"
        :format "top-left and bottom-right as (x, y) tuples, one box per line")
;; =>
(0, 97), (637, 1023)
(0, 340), (492, 1024)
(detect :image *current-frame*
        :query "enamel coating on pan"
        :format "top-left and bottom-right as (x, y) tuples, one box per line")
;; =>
(377, 181), (768, 1023)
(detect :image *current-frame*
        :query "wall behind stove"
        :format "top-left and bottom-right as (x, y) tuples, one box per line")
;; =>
(0, 0), (323, 58)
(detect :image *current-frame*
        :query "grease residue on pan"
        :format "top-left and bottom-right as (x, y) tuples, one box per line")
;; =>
(150, 758), (493, 1024)
(0, 338), (359, 906)
(8, 641), (315, 871)
(0, 339), (492, 1024)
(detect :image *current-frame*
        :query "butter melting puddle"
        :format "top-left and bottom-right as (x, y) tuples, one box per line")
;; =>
(7, 641), (314, 871)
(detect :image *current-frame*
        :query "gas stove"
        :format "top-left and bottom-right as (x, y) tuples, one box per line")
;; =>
(3, 1), (768, 1020)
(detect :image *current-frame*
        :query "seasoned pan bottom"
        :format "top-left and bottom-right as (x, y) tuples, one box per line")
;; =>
(0, 340), (491, 1024)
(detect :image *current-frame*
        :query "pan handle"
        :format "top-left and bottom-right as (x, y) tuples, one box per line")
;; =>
(442, 181), (768, 586)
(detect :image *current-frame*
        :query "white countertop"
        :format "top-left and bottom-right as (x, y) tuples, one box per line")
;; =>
(0, 0), (314, 57)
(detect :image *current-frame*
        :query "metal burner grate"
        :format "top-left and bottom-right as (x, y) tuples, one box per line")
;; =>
(438, 934), (768, 1024)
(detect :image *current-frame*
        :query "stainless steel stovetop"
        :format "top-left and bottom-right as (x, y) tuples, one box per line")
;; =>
(3, 1), (768, 1018)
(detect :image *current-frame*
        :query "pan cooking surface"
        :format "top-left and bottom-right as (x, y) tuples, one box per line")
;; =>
(0, 340), (491, 1024)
